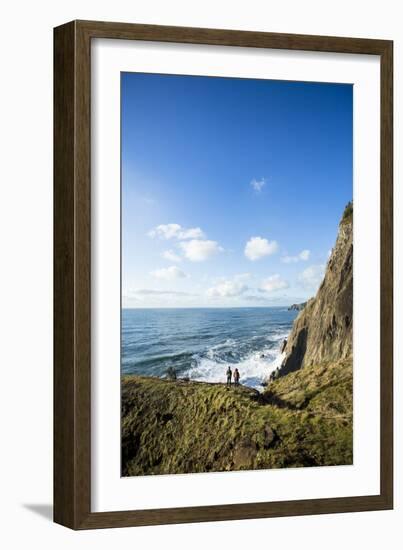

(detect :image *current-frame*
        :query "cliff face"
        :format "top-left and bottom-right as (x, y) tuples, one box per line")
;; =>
(279, 206), (353, 376)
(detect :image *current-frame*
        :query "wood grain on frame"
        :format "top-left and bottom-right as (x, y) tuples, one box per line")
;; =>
(54, 20), (393, 530)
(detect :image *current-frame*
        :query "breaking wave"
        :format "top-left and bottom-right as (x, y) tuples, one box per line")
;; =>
(183, 331), (287, 390)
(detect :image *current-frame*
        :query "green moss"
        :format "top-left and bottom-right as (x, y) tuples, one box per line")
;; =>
(121, 357), (352, 476)
(341, 200), (353, 225)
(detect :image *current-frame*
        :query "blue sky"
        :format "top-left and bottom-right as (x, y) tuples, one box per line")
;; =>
(121, 72), (352, 308)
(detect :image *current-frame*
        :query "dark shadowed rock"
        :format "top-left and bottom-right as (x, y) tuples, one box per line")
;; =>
(262, 425), (276, 449)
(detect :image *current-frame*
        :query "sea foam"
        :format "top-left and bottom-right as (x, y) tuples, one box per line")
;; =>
(183, 331), (287, 391)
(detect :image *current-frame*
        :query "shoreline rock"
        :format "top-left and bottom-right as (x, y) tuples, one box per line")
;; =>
(288, 302), (307, 311)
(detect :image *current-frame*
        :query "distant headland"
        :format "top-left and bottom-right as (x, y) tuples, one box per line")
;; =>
(288, 302), (307, 312)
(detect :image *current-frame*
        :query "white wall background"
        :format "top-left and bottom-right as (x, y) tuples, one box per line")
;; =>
(0, 0), (400, 548)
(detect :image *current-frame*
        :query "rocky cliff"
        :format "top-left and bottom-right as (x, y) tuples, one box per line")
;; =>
(278, 203), (353, 377)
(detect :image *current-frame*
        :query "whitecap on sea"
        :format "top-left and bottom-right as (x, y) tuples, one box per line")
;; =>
(183, 336), (287, 391)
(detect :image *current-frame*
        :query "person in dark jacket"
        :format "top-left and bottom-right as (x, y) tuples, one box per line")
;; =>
(234, 368), (240, 386)
(226, 366), (232, 386)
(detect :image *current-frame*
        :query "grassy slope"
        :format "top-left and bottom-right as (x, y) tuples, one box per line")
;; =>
(122, 357), (352, 476)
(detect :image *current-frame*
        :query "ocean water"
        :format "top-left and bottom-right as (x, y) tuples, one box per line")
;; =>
(121, 307), (297, 390)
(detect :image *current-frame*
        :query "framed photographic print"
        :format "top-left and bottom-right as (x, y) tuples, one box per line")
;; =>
(54, 20), (393, 529)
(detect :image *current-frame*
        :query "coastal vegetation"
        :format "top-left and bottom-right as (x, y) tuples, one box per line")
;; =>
(122, 357), (352, 475)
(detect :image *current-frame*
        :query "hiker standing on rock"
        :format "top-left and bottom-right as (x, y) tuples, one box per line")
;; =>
(234, 368), (240, 386)
(226, 366), (232, 386)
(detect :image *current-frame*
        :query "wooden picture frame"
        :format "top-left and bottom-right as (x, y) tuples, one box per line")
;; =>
(54, 20), (393, 530)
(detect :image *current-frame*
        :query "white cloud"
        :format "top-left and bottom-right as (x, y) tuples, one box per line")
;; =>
(162, 249), (182, 263)
(150, 265), (187, 280)
(207, 277), (248, 298)
(250, 178), (266, 193)
(260, 274), (289, 292)
(179, 227), (205, 239)
(244, 236), (278, 261)
(282, 249), (311, 263)
(244, 294), (270, 303)
(148, 223), (204, 240)
(180, 239), (223, 262)
(299, 249), (310, 261)
(298, 264), (325, 290)
(128, 288), (195, 296)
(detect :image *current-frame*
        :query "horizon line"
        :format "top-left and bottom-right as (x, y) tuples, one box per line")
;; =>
(121, 304), (304, 310)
